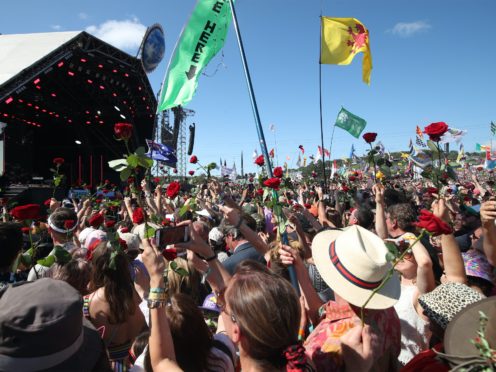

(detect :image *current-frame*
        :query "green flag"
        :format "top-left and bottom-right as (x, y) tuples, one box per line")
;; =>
(491, 121), (496, 136)
(158, 0), (233, 111)
(334, 107), (367, 138)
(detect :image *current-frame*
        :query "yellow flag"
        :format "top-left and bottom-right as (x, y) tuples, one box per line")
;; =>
(321, 17), (372, 84)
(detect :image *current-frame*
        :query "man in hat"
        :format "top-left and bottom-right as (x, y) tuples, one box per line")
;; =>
(0, 278), (111, 371)
(297, 226), (401, 371)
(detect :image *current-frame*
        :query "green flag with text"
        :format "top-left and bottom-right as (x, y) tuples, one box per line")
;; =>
(157, 0), (233, 111)
(334, 107), (367, 138)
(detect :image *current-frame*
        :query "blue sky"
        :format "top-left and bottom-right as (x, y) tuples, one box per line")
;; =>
(2, 0), (496, 174)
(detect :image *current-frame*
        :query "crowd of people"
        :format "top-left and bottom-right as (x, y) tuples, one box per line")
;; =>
(0, 148), (495, 371)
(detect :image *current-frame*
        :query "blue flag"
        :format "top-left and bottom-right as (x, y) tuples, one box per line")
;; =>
(145, 140), (177, 167)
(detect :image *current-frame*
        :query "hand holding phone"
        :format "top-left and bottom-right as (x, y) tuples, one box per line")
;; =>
(155, 225), (190, 250)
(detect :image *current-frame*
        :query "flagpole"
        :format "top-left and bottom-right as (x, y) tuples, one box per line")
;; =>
(318, 16), (328, 190)
(228, 0), (299, 295)
(329, 123), (336, 171)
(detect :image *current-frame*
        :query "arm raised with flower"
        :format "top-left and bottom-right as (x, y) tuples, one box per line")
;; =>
(431, 199), (467, 284)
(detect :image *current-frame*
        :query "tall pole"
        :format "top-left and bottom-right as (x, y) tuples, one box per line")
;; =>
(318, 17), (328, 189)
(228, 0), (299, 295)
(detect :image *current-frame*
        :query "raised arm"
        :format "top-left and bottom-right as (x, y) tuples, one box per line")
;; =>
(433, 199), (467, 284)
(141, 238), (182, 372)
(480, 200), (496, 266)
(373, 184), (388, 239)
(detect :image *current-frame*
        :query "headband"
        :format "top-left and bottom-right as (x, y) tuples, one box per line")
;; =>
(48, 215), (78, 234)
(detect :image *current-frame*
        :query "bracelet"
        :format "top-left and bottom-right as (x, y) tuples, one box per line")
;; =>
(148, 292), (167, 301)
(205, 253), (217, 262)
(234, 217), (243, 229)
(150, 287), (166, 294)
(147, 299), (167, 309)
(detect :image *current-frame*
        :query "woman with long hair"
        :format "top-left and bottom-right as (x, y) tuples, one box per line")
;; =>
(217, 261), (313, 372)
(84, 244), (146, 371)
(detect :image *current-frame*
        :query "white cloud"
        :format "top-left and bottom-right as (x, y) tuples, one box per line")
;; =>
(85, 18), (147, 51)
(51, 25), (62, 31)
(390, 21), (431, 37)
(79, 12), (88, 20)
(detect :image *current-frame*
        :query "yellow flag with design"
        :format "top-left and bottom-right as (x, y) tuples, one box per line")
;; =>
(321, 17), (372, 84)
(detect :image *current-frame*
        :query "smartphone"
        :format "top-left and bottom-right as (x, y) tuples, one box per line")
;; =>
(155, 225), (190, 249)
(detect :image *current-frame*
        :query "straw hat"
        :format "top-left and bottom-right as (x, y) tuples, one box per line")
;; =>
(311, 225), (400, 309)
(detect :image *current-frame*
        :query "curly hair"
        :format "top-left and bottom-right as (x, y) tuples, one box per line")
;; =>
(387, 203), (418, 232)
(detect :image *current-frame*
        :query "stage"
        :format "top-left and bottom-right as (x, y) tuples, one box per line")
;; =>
(0, 31), (157, 189)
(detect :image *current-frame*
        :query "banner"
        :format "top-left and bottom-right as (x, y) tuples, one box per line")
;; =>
(158, 0), (233, 111)
(335, 107), (367, 138)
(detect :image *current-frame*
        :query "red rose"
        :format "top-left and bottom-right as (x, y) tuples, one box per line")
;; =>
(249, 177), (254, 182)
(127, 177), (135, 184)
(118, 238), (128, 250)
(53, 157), (64, 166)
(44, 198), (51, 207)
(349, 176), (356, 182)
(189, 155), (198, 164)
(88, 213), (104, 228)
(362, 132), (377, 144)
(114, 122), (133, 140)
(273, 166), (283, 178)
(10, 204), (40, 220)
(254, 155), (265, 166)
(426, 187), (438, 195)
(161, 218), (171, 226)
(414, 209), (452, 236)
(263, 177), (281, 190)
(162, 248), (177, 261)
(21, 227), (30, 234)
(311, 171), (317, 178)
(424, 122), (448, 142)
(153, 177), (161, 184)
(64, 220), (76, 230)
(105, 220), (116, 228)
(256, 188), (264, 196)
(120, 227), (129, 233)
(132, 208), (145, 224)
(341, 184), (350, 192)
(166, 181), (181, 199)
(304, 203), (312, 209)
(188, 170), (195, 176)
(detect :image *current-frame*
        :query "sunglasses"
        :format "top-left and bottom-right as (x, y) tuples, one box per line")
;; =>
(216, 288), (237, 323)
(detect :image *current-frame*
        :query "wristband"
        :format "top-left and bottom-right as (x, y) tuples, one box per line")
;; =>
(205, 253), (217, 262)
(234, 217), (243, 229)
(147, 299), (167, 309)
(150, 287), (166, 294)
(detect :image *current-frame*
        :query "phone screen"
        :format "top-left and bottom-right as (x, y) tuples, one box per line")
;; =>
(156, 225), (190, 249)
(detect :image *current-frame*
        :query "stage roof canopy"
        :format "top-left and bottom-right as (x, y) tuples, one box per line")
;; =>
(0, 31), (157, 181)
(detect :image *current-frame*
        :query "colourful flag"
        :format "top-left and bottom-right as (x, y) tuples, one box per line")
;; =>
(320, 17), (372, 84)
(416, 136), (426, 147)
(491, 121), (496, 136)
(145, 140), (177, 167)
(269, 148), (275, 158)
(408, 138), (414, 154)
(324, 148), (330, 157)
(298, 145), (304, 154)
(416, 126), (424, 139)
(157, 0), (233, 111)
(335, 107), (367, 138)
(476, 143), (490, 152)
(456, 143), (465, 163)
(439, 128), (467, 144)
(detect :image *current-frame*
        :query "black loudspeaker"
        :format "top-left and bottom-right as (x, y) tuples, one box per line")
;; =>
(188, 123), (195, 156)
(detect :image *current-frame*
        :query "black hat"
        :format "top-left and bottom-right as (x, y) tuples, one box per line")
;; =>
(0, 278), (107, 371)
